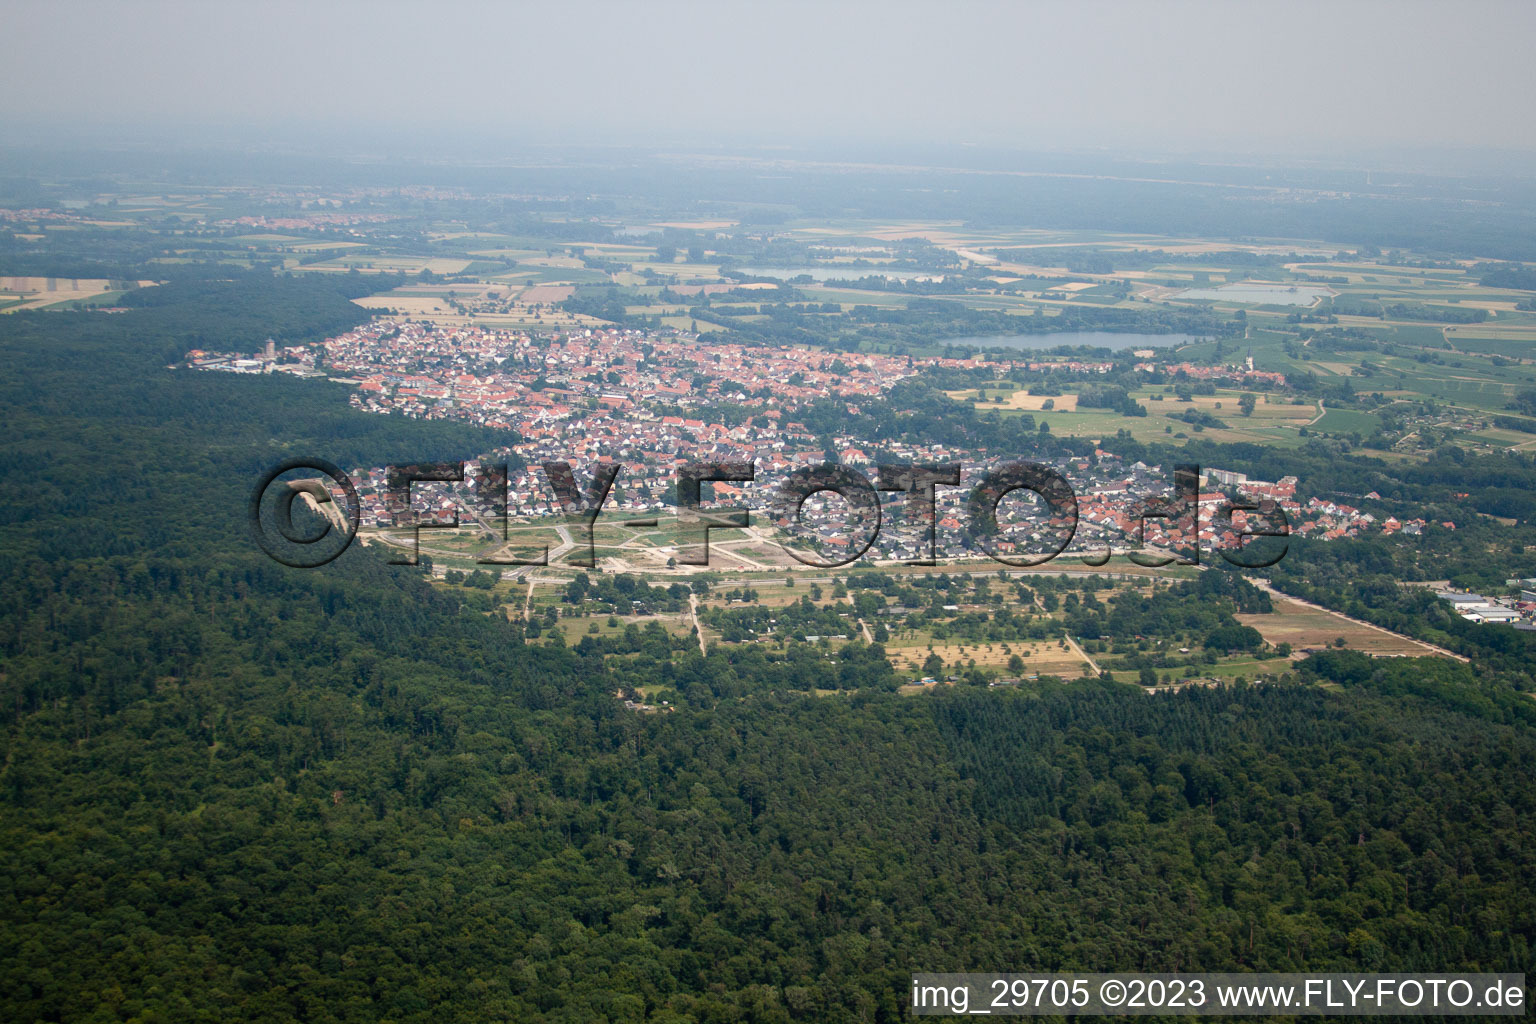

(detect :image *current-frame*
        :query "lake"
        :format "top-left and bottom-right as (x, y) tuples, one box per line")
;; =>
(939, 331), (1205, 352)
(1175, 283), (1334, 306)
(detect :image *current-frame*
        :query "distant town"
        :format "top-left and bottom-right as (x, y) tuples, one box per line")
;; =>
(197, 322), (1486, 587)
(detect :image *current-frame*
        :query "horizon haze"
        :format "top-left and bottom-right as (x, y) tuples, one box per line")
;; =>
(5, 0), (1536, 173)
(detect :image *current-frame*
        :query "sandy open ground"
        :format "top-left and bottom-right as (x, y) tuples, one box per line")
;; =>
(1239, 598), (1432, 656)
(885, 638), (1093, 677)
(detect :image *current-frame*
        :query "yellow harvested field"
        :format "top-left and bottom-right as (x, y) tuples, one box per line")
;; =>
(1238, 598), (1435, 657)
(886, 638), (1093, 677)
(5, 276), (115, 292)
(0, 277), (153, 312)
(352, 295), (451, 315)
(961, 391), (1080, 412)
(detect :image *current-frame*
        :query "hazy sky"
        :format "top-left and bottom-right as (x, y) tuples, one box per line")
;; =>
(7, 0), (1535, 160)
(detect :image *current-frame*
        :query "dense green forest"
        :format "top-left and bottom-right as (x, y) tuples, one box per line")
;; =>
(2, 278), (1534, 1021)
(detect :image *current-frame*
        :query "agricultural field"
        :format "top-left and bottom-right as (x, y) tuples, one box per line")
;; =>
(1238, 596), (1436, 657)
(951, 380), (1321, 445)
(0, 276), (153, 312)
(9, 183), (1536, 464)
(352, 281), (606, 328)
(887, 637), (1093, 678)
(1312, 407), (1383, 434)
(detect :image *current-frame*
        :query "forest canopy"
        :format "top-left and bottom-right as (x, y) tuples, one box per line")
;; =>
(0, 275), (1532, 1022)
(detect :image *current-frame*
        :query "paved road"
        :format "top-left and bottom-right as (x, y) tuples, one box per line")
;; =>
(690, 594), (707, 655)
(712, 528), (775, 569)
(496, 524), (577, 581)
(845, 592), (875, 643)
(1062, 633), (1102, 677)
